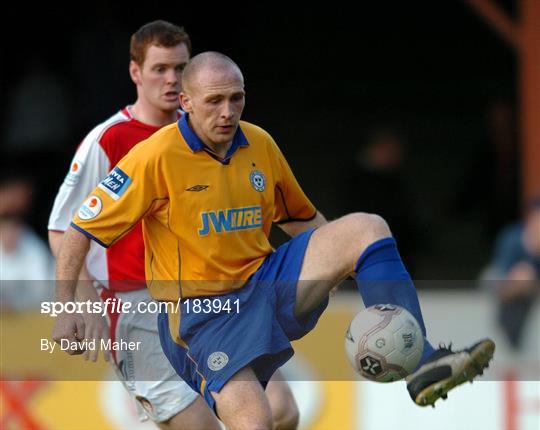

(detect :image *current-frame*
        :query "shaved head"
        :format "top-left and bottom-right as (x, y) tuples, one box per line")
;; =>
(182, 51), (243, 93)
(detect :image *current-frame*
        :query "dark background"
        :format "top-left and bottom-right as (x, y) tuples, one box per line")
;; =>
(0, 1), (520, 279)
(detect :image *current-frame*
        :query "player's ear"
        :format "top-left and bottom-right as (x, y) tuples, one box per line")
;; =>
(129, 60), (142, 86)
(179, 92), (193, 113)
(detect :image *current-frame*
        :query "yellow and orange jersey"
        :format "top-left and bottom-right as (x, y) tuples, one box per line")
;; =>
(72, 115), (316, 300)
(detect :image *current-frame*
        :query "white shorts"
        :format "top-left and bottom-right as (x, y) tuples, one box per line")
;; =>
(99, 287), (198, 423)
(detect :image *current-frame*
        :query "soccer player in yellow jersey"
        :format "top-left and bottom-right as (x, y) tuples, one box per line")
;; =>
(53, 52), (495, 429)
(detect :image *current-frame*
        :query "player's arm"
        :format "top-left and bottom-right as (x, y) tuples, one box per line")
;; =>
(48, 136), (113, 359)
(49, 230), (92, 279)
(76, 279), (111, 362)
(49, 230), (110, 362)
(51, 226), (90, 354)
(277, 210), (327, 237)
(52, 138), (162, 358)
(49, 230), (94, 283)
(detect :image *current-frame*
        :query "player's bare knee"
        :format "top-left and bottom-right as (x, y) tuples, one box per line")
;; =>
(232, 415), (273, 430)
(214, 371), (273, 430)
(269, 389), (299, 429)
(218, 406), (273, 430)
(273, 404), (299, 430)
(343, 212), (391, 246)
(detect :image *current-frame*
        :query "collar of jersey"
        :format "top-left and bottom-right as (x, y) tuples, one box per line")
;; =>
(177, 113), (249, 161)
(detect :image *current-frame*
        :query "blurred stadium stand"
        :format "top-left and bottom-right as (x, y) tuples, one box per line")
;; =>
(2, 3), (533, 281)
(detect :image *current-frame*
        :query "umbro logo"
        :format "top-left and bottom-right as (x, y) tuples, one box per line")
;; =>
(186, 185), (209, 192)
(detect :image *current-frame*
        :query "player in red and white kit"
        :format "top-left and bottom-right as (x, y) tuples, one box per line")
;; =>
(48, 21), (221, 430)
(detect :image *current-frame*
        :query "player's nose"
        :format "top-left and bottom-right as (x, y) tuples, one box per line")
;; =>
(220, 102), (235, 120)
(165, 69), (179, 85)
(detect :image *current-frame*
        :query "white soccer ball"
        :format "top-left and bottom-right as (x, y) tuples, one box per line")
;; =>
(345, 304), (424, 382)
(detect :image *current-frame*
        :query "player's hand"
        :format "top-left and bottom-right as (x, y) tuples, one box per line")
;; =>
(82, 310), (110, 362)
(52, 312), (86, 355)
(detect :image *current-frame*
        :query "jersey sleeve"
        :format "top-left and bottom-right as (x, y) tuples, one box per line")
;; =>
(71, 141), (165, 248)
(48, 133), (111, 232)
(270, 138), (317, 223)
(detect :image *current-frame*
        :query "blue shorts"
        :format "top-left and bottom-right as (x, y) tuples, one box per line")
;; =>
(158, 228), (328, 409)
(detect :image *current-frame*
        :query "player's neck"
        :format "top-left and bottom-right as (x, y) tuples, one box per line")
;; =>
(188, 117), (232, 159)
(205, 141), (231, 159)
(129, 102), (177, 128)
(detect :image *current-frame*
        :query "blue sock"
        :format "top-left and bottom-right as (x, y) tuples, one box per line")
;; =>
(354, 237), (435, 366)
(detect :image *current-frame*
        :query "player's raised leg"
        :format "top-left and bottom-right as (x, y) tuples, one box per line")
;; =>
(295, 212), (495, 407)
(212, 366), (273, 430)
(295, 212), (436, 366)
(296, 212), (431, 330)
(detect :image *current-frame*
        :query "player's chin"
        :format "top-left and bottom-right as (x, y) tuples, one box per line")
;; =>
(159, 99), (180, 110)
(213, 133), (235, 145)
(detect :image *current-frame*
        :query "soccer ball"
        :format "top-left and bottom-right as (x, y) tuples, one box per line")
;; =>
(345, 304), (424, 382)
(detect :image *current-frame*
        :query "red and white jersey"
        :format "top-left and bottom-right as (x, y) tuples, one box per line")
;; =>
(48, 107), (181, 291)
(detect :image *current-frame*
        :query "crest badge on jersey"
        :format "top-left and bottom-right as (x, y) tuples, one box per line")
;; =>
(64, 159), (84, 186)
(78, 195), (102, 220)
(249, 170), (266, 192)
(98, 167), (132, 201)
(207, 351), (229, 371)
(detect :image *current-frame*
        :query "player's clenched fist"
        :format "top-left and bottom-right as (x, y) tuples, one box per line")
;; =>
(52, 312), (86, 355)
